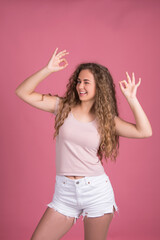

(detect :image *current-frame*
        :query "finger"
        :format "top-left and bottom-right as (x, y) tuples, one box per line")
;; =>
(120, 80), (128, 88)
(132, 72), (135, 84)
(56, 49), (68, 57)
(59, 58), (68, 68)
(136, 78), (141, 87)
(58, 52), (69, 58)
(119, 81), (125, 91)
(50, 48), (58, 59)
(59, 58), (67, 63)
(126, 72), (132, 84)
(60, 62), (68, 69)
(53, 47), (59, 56)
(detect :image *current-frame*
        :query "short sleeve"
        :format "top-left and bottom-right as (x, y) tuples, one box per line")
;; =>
(53, 96), (60, 115)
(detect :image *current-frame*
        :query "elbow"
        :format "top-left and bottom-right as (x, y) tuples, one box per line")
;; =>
(15, 88), (20, 95)
(145, 132), (152, 138)
(15, 90), (19, 96)
(147, 127), (153, 137)
(15, 89), (23, 100)
(148, 130), (153, 137)
(141, 129), (153, 138)
(15, 88), (23, 98)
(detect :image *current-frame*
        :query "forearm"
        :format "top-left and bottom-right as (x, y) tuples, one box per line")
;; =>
(15, 66), (52, 96)
(127, 97), (152, 136)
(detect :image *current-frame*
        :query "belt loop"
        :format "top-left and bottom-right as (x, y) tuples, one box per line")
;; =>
(64, 177), (68, 184)
(84, 177), (88, 185)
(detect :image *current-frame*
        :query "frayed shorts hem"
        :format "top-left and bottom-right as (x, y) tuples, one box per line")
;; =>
(46, 202), (119, 225)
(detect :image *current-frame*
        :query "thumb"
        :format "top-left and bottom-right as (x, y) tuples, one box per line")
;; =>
(119, 81), (124, 90)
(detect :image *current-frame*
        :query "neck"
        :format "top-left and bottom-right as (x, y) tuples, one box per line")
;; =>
(78, 100), (95, 114)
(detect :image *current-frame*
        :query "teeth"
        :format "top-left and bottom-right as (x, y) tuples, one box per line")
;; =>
(80, 92), (87, 93)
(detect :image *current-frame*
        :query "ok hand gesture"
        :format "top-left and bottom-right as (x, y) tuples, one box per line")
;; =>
(119, 72), (141, 100)
(46, 48), (69, 73)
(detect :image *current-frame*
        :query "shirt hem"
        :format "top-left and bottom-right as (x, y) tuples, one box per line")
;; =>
(56, 171), (105, 177)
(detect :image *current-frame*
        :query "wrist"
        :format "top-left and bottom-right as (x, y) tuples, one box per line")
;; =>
(44, 66), (55, 74)
(126, 96), (138, 106)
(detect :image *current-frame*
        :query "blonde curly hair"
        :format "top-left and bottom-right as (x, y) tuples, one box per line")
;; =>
(53, 62), (119, 165)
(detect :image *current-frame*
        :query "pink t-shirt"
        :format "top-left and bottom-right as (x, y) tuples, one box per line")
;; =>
(53, 96), (105, 176)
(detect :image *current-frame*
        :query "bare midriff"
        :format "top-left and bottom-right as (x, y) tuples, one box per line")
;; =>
(65, 176), (85, 179)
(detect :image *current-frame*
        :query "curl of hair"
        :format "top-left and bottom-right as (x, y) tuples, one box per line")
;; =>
(53, 62), (119, 165)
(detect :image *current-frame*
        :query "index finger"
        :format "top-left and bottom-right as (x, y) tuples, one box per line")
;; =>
(52, 47), (59, 57)
(126, 71), (132, 83)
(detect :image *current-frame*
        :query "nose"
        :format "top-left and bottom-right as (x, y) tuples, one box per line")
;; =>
(79, 82), (85, 89)
(79, 82), (83, 87)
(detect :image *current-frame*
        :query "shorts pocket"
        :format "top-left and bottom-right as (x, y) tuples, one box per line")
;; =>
(104, 178), (115, 197)
(55, 177), (67, 189)
(89, 176), (109, 190)
(54, 180), (68, 198)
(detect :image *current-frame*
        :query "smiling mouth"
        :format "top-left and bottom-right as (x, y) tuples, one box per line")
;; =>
(79, 92), (87, 96)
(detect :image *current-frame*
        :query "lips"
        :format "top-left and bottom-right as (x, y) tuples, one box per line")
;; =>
(79, 91), (87, 96)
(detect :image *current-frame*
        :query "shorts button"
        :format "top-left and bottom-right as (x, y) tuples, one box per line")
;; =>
(76, 181), (79, 184)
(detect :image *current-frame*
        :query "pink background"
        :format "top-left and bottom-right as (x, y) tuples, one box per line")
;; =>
(1, 0), (160, 239)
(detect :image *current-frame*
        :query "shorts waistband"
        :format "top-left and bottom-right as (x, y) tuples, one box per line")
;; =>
(55, 173), (109, 186)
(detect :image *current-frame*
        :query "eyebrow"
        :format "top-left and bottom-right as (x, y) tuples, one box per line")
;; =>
(77, 77), (91, 82)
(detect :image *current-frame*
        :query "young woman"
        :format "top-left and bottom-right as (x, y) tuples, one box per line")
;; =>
(15, 48), (152, 240)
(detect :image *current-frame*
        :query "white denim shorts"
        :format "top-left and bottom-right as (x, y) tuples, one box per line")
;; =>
(47, 173), (119, 224)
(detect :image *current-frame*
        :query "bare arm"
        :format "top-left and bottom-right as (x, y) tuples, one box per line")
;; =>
(15, 48), (69, 113)
(114, 72), (152, 138)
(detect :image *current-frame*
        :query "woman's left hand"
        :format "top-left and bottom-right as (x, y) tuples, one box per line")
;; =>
(119, 72), (141, 99)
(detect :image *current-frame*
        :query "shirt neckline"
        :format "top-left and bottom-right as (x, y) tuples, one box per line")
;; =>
(70, 110), (96, 124)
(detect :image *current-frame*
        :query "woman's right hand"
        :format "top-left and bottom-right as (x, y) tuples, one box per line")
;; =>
(46, 48), (69, 73)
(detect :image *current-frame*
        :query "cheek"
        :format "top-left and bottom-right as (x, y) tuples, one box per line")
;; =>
(92, 85), (96, 93)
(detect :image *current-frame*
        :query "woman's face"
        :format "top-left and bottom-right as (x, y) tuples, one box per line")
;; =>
(76, 69), (96, 102)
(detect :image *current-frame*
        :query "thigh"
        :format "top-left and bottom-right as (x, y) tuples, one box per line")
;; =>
(31, 207), (75, 240)
(83, 208), (115, 240)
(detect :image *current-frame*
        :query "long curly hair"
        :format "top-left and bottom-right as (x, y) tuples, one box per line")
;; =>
(53, 62), (119, 165)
